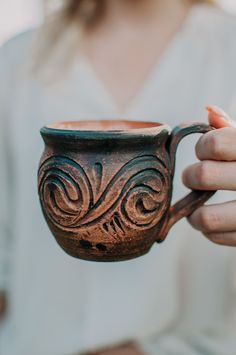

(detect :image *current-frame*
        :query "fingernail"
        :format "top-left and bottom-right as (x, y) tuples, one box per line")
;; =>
(206, 105), (236, 128)
(206, 105), (231, 121)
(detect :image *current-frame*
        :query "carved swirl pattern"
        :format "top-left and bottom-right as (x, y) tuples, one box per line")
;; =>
(38, 155), (169, 232)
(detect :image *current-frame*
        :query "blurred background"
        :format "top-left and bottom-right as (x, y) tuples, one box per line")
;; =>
(1, 1), (236, 355)
(1, 0), (236, 46)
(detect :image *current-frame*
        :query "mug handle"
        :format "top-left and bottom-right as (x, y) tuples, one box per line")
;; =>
(157, 123), (217, 243)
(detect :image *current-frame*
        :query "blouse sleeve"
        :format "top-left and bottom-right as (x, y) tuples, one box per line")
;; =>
(0, 46), (12, 292)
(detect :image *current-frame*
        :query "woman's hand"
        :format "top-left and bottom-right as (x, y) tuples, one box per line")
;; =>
(0, 291), (7, 320)
(182, 106), (236, 246)
(83, 342), (145, 355)
(92, 345), (144, 355)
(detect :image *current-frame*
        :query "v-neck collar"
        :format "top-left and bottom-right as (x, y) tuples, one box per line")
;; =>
(73, 4), (212, 118)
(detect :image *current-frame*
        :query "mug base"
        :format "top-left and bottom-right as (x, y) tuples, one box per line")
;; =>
(56, 235), (153, 262)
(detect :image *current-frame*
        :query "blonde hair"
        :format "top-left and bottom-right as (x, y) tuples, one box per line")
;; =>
(35, 0), (216, 74)
(47, 0), (106, 26)
(46, 0), (215, 28)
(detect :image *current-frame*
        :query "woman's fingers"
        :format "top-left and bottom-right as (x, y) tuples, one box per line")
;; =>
(188, 201), (236, 246)
(182, 160), (236, 190)
(195, 127), (236, 161)
(185, 106), (236, 247)
(188, 200), (236, 234)
(196, 106), (236, 161)
(207, 105), (236, 129)
(204, 232), (236, 247)
(193, 106), (236, 161)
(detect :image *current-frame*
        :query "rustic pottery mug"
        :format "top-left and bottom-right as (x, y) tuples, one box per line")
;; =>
(38, 120), (216, 262)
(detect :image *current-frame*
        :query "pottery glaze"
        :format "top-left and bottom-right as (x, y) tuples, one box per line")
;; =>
(38, 120), (216, 262)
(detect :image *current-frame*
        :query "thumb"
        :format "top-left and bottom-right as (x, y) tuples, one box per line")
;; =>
(206, 105), (236, 129)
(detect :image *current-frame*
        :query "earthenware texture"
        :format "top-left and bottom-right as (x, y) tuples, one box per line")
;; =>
(38, 120), (216, 262)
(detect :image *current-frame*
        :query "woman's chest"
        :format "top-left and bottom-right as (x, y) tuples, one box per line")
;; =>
(9, 47), (236, 191)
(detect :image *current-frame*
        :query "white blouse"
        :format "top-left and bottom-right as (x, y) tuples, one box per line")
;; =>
(1, 4), (236, 355)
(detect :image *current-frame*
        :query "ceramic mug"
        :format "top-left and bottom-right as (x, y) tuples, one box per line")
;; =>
(38, 120), (216, 262)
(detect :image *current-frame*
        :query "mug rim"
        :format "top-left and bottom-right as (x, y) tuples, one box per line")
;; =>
(41, 119), (171, 139)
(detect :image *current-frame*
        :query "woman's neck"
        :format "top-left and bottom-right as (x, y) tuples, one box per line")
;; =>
(82, 0), (193, 110)
(104, 0), (191, 27)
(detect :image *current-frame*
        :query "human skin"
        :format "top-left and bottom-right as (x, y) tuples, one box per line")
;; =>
(82, 342), (145, 355)
(0, 0), (192, 326)
(76, 105), (236, 351)
(96, 111), (236, 355)
(0, 291), (7, 320)
(82, 0), (236, 251)
(82, 0), (191, 110)
(1, 2), (235, 354)
(183, 106), (236, 246)
(93, 346), (144, 355)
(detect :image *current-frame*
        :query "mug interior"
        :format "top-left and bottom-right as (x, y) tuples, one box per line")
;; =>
(46, 120), (165, 132)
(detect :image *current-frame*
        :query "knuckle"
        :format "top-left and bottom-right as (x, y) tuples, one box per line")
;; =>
(196, 161), (211, 187)
(205, 233), (219, 245)
(195, 136), (204, 158)
(198, 208), (220, 233)
(208, 133), (223, 158)
(206, 233), (225, 246)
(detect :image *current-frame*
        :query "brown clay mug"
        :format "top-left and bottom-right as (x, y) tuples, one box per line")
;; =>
(38, 120), (216, 262)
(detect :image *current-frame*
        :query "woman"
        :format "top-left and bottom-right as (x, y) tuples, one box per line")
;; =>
(1, 0), (236, 354)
